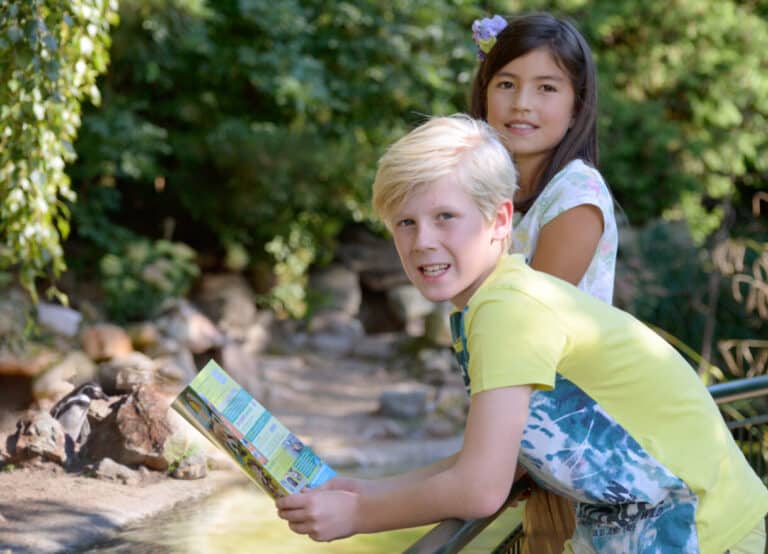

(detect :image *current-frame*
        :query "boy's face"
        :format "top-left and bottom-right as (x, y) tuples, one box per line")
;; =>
(391, 174), (511, 309)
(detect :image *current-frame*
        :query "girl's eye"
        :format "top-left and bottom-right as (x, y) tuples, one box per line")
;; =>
(540, 84), (557, 92)
(497, 80), (515, 90)
(437, 212), (455, 221)
(396, 218), (414, 227)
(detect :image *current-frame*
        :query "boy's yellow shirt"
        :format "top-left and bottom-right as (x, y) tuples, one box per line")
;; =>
(451, 254), (768, 553)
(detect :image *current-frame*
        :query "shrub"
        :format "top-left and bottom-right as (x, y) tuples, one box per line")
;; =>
(100, 238), (199, 322)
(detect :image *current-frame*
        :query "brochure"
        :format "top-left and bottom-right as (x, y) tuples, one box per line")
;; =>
(171, 359), (336, 498)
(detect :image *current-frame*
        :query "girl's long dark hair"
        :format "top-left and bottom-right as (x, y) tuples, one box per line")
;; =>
(469, 13), (598, 213)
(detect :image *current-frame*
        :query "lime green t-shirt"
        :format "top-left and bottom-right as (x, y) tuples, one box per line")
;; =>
(450, 254), (768, 553)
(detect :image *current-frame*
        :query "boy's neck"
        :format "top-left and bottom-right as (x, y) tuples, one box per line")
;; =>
(451, 250), (508, 310)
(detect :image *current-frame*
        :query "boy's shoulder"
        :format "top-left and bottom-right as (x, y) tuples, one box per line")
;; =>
(470, 255), (602, 315)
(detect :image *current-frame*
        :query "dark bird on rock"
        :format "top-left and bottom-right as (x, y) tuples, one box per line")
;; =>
(50, 382), (109, 445)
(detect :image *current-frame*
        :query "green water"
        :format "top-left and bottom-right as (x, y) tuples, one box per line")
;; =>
(85, 477), (523, 553)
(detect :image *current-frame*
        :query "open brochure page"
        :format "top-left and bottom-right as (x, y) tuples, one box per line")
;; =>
(172, 359), (336, 498)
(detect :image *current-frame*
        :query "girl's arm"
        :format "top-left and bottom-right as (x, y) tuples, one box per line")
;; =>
(529, 204), (603, 285)
(276, 385), (532, 541)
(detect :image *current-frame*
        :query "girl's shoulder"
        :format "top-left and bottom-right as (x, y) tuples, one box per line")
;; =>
(550, 159), (608, 189)
(537, 159), (612, 210)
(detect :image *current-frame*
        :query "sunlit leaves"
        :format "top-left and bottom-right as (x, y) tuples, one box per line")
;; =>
(0, 0), (117, 298)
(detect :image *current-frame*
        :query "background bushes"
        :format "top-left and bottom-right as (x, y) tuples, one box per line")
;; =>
(2, 0), (766, 375)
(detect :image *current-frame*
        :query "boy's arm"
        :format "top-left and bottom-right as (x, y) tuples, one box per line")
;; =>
(322, 454), (460, 496)
(276, 385), (531, 541)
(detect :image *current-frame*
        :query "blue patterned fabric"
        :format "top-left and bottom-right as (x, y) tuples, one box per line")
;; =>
(449, 309), (700, 552)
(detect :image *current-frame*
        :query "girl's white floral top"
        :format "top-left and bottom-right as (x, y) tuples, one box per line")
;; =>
(511, 159), (618, 304)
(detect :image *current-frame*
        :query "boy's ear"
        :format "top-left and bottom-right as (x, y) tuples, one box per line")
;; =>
(491, 199), (514, 242)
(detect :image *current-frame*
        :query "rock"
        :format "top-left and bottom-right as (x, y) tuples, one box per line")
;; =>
(434, 389), (469, 424)
(417, 348), (456, 387)
(126, 322), (161, 351)
(424, 302), (453, 347)
(143, 336), (185, 358)
(32, 350), (97, 401)
(220, 342), (263, 402)
(387, 285), (435, 336)
(359, 419), (408, 440)
(309, 263), (362, 316)
(193, 273), (259, 331)
(82, 385), (173, 470)
(81, 324), (134, 362)
(357, 288), (404, 334)
(36, 302), (83, 337)
(335, 225), (407, 291)
(98, 352), (159, 394)
(6, 412), (67, 466)
(306, 310), (365, 355)
(155, 299), (224, 354)
(86, 457), (142, 486)
(424, 415), (460, 438)
(378, 383), (431, 419)
(0, 344), (60, 378)
(351, 333), (401, 360)
(154, 349), (197, 385)
(242, 317), (272, 355)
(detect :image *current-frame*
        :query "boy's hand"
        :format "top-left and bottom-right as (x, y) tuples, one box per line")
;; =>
(312, 476), (369, 495)
(276, 488), (360, 542)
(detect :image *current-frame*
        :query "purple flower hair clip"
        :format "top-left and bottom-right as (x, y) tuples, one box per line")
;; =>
(471, 15), (508, 60)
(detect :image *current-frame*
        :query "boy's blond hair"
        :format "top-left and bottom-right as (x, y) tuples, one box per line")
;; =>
(372, 114), (518, 229)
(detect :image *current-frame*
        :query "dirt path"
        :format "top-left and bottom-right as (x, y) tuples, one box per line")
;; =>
(0, 349), (464, 553)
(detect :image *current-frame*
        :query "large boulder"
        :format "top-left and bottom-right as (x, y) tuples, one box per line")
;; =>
(82, 385), (173, 470)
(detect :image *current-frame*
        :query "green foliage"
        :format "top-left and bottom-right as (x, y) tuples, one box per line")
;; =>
(61, 0), (766, 326)
(69, 0), (482, 316)
(100, 238), (199, 322)
(0, 0), (117, 299)
(616, 217), (767, 375)
(522, 0), (768, 236)
(163, 433), (203, 475)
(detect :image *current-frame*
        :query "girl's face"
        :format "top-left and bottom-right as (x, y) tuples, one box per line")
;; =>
(485, 47), (576, 178)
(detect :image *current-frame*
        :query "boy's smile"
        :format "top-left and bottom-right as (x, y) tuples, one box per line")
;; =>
(391, 174), (511, 309)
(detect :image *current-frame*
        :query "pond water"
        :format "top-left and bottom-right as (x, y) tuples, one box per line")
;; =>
(83, 473), (523, 553)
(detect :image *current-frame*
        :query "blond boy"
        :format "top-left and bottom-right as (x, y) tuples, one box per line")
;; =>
(277, 114), (768, 553)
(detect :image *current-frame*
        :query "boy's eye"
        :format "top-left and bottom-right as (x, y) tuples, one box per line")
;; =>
(396, 218), (414, 227)
(437, 212), (455, 221)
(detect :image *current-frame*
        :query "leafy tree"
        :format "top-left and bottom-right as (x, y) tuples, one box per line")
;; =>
(70, 0), (483, 316)
(0, 0), (117, 300)
(508, 0), (768, 238)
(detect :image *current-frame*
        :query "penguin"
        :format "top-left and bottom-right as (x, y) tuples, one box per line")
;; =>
(50, 382), (109, 446)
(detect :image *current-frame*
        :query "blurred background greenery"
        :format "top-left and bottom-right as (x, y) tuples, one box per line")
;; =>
(2, 0), (767, 379)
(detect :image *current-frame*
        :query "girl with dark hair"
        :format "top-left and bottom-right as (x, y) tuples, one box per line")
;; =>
(471, 12), (616, 305)
(470, 12), (618, 551)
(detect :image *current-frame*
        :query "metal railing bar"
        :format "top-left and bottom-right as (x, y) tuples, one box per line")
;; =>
(402, 476), (533, 554)
(709, 375), (768, 404)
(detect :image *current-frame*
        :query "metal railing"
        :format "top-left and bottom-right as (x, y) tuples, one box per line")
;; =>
(403, 475), (532, 554)
(403, 374), (768, 553)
